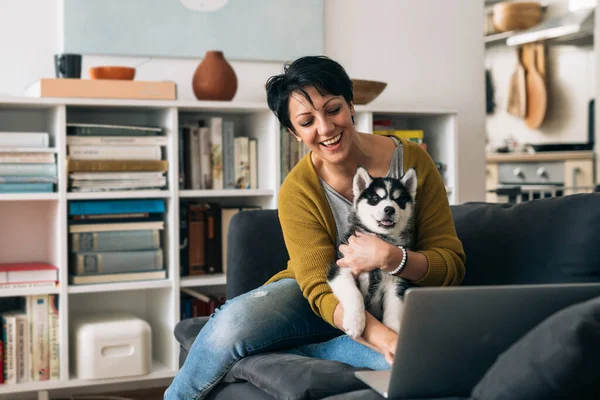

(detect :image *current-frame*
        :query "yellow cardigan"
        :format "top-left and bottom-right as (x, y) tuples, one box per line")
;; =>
(265, 138), (466, 327)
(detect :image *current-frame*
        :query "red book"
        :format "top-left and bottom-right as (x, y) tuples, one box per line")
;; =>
(0, 263), (58, 284)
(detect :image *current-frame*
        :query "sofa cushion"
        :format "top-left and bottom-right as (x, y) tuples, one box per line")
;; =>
(222, 352), (370, 400)
(472, 296), (600, 400)
(452, 194), (600, 286)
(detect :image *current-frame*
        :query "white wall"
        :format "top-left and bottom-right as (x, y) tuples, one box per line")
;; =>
(325, 0), (486, 202)
(0, 0), (486, 202)
(485, 0), (596, 147)
(0, 0), (283, 102)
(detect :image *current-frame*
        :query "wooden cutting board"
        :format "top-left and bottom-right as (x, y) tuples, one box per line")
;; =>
(524, 43), (547, 129)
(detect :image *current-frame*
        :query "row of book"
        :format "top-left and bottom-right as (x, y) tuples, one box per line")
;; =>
(372, 119), (426, 150)
(280, 126), (310, 185)
(179, 201), (259, 277)
(0, 294), (59, 384)
(68, 199), (167, 285)
(67, 123), (168, 192)
(180, 289), (226, 320)
(179, 117), (258, 190)
(0, 132), (57, 193)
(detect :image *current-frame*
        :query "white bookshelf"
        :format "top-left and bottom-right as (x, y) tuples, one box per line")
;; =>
(0, 96), (458, 398)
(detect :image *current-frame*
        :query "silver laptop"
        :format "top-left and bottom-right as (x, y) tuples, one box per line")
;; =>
(355, 283), (600, 399)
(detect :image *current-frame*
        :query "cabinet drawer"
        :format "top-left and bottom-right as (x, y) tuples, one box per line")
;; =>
(498, 162), (564, 184)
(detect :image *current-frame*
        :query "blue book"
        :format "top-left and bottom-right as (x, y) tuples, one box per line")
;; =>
(0, 182), (54, 193)
(70, 230), (161, 252)
(0, 163), (57, 177)
(222, 120), (235, 189)
(69, 199), (165, 216)
(0, 176), (58, 183)
(70, 249), (163, 275)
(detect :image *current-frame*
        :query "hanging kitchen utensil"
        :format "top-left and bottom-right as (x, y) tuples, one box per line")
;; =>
(507, 47), (527, 118)
(525, 46), (547, 129)
(535, 42), (546, 80)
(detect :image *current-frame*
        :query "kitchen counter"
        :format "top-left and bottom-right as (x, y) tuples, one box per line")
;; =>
(486, 150), (594, 163)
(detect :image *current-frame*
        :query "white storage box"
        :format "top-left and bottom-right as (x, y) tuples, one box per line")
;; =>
(70, 313), (152, 380)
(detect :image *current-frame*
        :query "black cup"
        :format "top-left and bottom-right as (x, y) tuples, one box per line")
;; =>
(54, 54), (82, 78)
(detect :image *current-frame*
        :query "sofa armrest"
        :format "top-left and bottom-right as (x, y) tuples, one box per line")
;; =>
(175, 316), (210, 351)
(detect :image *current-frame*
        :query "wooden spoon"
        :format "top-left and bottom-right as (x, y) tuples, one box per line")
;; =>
(525, 46), (547, 129)
(507, 47), (527, 118)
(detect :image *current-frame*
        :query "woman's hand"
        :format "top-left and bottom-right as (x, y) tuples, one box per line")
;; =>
(337, 231), (390, 275)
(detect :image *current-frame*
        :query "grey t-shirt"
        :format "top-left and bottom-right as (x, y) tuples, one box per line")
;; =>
(320, 137), (404, 247)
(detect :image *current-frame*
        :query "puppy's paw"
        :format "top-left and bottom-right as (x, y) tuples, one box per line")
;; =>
(343, 310), (366, 338)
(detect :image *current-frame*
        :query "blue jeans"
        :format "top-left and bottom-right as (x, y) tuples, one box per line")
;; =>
(164, 278), (390, 400)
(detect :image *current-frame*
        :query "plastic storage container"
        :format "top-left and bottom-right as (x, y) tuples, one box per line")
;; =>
(70, 313), (152, 380)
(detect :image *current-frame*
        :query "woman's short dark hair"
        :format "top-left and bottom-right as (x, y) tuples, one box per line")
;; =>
(266, 55), (353, 132)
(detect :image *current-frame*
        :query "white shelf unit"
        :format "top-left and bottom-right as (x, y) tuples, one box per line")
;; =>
(0, 97), (458, 398)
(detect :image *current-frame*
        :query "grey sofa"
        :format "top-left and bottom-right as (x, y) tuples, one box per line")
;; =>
(174, 194), (600, 399)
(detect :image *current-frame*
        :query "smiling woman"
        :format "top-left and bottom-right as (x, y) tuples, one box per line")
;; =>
(164, 55), (465, 400)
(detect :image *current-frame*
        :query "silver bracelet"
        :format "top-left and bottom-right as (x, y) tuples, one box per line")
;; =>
(388, 246), (407, 276)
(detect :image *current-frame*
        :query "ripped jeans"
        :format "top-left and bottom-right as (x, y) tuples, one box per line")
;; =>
(164, 278), (390, 400)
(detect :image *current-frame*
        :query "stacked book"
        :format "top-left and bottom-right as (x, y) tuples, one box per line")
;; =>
(0, 262), (58, 291)
(0, 132), (57, 193)
(0, 294), (60, 383)
(179, 117), (258, 190)
(68, 199), (167, 285)
(66, 123), (168, 192)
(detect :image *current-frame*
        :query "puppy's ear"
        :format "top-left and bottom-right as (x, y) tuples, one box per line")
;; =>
(353, 166), (373, 200)
(401, 168), (417, 197)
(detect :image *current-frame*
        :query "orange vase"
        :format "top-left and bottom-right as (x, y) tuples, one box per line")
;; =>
(192, 51), (238, 101)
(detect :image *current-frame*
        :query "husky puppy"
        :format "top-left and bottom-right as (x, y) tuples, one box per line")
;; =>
(327, 166), (417, 338)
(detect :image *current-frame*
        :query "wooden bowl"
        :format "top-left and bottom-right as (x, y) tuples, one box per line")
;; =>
(492, 1), (542, 32)
(89, 66), (136, 80)
(352, 79), (387, 105)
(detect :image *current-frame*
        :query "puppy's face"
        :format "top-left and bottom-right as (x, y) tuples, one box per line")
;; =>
(353, 167), (417, 236)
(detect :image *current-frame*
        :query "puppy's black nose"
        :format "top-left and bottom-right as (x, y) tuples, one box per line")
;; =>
(384, 206), (395, 215)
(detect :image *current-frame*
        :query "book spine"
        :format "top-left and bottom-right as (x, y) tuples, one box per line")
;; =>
(3, 315), (15, 384)
(209, 117), (223, 190)
(69, 199), (165, 216)
(0, 176), (57, 184)
(0, 153), (55, 163)
(69, 172), (164, 180)
(249, 138), (258, 189)
(66, 159), (168, 173)
(72, 249), (163, 275)
(0, 133), (49, 147)
(199, 126), (212, 189)
(188, 203), (207, 275)
(204, 204), (222, 274)
(68, 145), (162, 161)
(70, 230), (161, 252)
(0, 281), (56, 290)
(190, 127), (201, 190)
(179, 202), (189, 277)
(222, 121), (235, 189)
(0, 183), (53, 193)
(67, 136), (168, 146)
(16, 315), (28, 383)
(0, 163), (57, 177)
(48, 295), (59, 380)
(29, 295), (49, 381)
(0, 340), (3, 385)
(178, 128), (185, 190)
(67, 126), (161, 136)
(234, 137), (250, 189)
